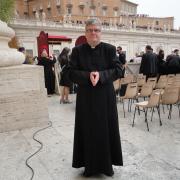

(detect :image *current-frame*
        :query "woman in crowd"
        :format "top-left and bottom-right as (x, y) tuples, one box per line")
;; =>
(58, 47), (72, 104)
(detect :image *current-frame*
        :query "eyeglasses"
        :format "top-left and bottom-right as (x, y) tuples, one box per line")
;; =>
(86, 29), (101, 33)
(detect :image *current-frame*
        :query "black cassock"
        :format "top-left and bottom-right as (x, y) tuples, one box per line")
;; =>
(69, 42), (123, 175)
(38, 57), (56, 94)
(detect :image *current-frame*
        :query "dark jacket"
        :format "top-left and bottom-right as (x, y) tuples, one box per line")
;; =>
(157, 54), (166, 75)
(167, 55), (180, 74)
(140, 51), (158, 76)
(118, 53), (126, 65)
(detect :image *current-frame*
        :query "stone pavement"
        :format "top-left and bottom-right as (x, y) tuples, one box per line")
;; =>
(0, 94), (180, 180)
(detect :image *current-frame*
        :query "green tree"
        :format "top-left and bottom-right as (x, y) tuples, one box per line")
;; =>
(0, 0), (15, 22)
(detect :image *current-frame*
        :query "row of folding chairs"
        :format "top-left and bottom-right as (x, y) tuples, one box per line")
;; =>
(113, 73), (180, 95)
(113, 72), (180, 95)
(113, 74), (180, 131)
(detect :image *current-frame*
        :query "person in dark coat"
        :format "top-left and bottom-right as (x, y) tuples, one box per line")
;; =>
(117, 46), (126, 78)
(157, 49), (166, 76)
(166, 49), (180, 74)
(38, 49), (56, 95)
(69, 18), (123, 177)
(58, 47), (72, 104)
(116, 46), (127, 96)
(139, 45), (158, 80)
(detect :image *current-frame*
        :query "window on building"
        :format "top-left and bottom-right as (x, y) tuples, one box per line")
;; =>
(24, 12), (28, 18)
(67, 7), (72, 15)
(47, 9), (51, 17)
(80, 8), (84, 15)
(79, 3), (85, 15)
(57, 6), (61, 14)
(102, 9), (106, 16)
(113, 7), (118, 17)
(156, 21), (159, 25)
(56, 0), (60, 4)
(91, 9), (95, 16)
(114, 10), (118, 17)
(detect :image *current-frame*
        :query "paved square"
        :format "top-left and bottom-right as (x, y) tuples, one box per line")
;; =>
(0, 94), (180, 180)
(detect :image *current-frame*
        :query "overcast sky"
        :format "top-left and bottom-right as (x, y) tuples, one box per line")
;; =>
(130, 0), (180, 29)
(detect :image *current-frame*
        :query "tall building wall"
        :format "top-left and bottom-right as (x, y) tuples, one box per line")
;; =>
(14, 0), (174, 29)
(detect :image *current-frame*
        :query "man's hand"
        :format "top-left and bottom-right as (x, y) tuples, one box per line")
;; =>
(90, 71), (99, 86)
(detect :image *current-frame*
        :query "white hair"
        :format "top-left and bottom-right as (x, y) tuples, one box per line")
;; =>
(85, 18), (102, 28)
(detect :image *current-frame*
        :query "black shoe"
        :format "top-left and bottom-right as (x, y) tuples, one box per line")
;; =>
(82, 171), (93, 177)
(64, 100), (72, 104)
(104, 170), (114, 177)
(82, 171), (102, 178)
(60, 100), (64, 104)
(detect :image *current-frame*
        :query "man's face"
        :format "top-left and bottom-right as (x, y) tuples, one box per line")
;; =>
(85, 24), (101, 46)
(117, 48), (122, 54)
(175, 50), (179, 55)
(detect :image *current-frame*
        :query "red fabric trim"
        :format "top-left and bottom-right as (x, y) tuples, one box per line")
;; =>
(48, 35), (72, 42)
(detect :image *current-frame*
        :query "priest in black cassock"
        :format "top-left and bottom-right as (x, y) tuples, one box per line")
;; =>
(69, 18), (123, 177)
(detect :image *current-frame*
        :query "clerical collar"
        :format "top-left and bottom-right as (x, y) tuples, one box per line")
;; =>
(87, 42), (101, 49)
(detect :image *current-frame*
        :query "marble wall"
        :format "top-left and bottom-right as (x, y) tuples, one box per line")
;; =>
(0, 65), (49, 132)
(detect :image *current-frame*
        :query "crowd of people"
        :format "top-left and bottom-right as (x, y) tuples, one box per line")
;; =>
(139, 46), (180, 79)
(18, 42), (180, 101)
(18, 46), (73, 102)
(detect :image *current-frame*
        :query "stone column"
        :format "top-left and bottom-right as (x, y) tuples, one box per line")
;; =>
(0, 21), (24, 67)
(0, 20), (49, 132)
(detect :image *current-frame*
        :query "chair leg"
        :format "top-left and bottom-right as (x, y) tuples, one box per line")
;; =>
(144, 108), (149, 131)
(122, 99), (125, 118)
(132, 106), (137, 127)
(157, 105), (162, 126)
(151, 107), (154, 121)
(162, 105), (165, 114)
(129, 99), (132, 112)
(138, 106), (140, 115)
(178, 104), (180, 118)
(168, 104), (172, 119)
(128, 99), (130, 112)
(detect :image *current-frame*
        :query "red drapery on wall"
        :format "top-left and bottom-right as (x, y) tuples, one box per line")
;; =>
(37, 31), (72, 57)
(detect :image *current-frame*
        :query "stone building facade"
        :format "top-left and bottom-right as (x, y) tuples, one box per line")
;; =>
(11, 0), (180, 61)
(15, 0), (174, 31)
(10, 18), (180, 61)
